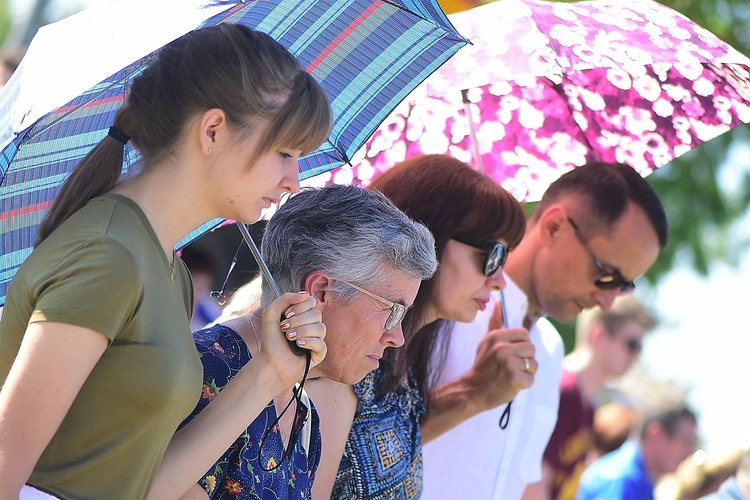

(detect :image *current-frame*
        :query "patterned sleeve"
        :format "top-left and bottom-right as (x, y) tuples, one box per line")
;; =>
(179, 325), (247, 496)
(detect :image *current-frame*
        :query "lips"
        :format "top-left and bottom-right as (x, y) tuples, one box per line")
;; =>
(474, 298), (489, 311)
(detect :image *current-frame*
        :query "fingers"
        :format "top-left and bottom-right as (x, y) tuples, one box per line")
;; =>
(293, 337), (327, 366)
(260, 293), (328, 383)
(266, 291), (318, 321)
(484, 326), (532, 345)
(518, 356), (538, 377)
(487, 300), (505, 332)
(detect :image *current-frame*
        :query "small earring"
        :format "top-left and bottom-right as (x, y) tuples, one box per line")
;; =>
(208, 147), (213, 154)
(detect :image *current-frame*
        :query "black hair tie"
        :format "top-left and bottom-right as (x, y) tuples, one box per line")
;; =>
(108, 126), (130, 145)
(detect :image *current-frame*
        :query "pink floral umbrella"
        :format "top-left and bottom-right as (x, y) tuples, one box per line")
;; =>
(314, 0), (750, 201)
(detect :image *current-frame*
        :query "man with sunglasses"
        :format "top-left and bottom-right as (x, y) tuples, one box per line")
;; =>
(422, 162), (668, 500)
(535, 296), (655, 500)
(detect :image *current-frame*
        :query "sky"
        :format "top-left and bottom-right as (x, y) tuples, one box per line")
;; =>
(634, 140), (750, 454)
(10, 0), (750, 456)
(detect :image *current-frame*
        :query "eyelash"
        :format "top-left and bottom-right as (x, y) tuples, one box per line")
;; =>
(279, 152), (292, 159)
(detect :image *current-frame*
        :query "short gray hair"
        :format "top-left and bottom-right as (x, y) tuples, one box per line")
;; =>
(260, 185), (437, 307)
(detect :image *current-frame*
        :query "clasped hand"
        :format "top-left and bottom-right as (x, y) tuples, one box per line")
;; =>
(463, 301), (536, 412)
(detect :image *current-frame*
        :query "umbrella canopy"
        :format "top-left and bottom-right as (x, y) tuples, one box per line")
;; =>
(0, 0), (468, 305)
(326, 0), (750, 201)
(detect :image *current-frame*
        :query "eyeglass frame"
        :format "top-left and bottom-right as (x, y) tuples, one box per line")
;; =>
(340, 280), (409, 331)
(566, 217), (636, 294)
(452, 237), (508, 276)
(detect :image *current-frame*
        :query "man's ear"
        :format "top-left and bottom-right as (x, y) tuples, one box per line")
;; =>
(537, 205), (567, 247)
(303, 270), (334, 311)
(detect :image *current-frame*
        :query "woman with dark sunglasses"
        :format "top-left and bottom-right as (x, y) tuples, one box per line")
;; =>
(307, 155), (534, 499)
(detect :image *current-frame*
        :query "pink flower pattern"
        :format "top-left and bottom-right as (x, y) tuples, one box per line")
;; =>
(317, 0), (750, 201)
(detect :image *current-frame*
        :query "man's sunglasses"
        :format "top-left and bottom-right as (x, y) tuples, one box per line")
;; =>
(453, 237), (508, 276)
(567, 217), (636, 294)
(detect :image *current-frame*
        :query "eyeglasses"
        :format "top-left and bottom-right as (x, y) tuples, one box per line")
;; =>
(567, 217), (636, 294)
(453, 237), (508, 276)
(340, 281), (409, 331)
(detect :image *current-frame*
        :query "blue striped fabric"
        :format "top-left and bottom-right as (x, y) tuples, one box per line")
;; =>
(0, 0), (467, 305)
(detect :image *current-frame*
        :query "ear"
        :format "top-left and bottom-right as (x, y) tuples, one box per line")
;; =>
(303, 270), (334, 311)
(644, 421), (664, 441)
(537, 205), (567, 247)
(588, 322), (608, 347)
(197, 108), (227, 156)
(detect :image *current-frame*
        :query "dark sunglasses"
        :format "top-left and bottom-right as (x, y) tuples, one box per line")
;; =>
(453, 237), (508, 276)
(567, 217), (636, 294)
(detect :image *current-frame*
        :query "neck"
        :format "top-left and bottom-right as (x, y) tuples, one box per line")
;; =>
(504, 241), (541, 321)
(574, 353), (608, 401)
(223, 308), (264, 355)
(111, 163), (216, 257)
(640, 442), (663, 483)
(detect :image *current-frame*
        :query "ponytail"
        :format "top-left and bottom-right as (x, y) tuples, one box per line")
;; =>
(35, 111), (133, 246)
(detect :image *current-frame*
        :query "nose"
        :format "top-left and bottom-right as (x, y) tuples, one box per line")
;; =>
(593, 288), (620, 311)
(282, 160), (301, 194)
(486, 269), (507, 291)
(385, 323), (405, 348)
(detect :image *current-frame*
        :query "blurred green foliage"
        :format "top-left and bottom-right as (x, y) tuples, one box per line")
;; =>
(0, 0), (10, 47)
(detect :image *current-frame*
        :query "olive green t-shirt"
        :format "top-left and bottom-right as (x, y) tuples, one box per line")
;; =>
(0, 194), (203, 500)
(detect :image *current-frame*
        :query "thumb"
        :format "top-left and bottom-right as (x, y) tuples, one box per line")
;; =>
(488, 299), (505, 333)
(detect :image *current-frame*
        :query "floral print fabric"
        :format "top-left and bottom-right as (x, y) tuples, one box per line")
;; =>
(311, 0), (750, 202)
(181, 324), (321, 500)
(333, 362), (425, 499)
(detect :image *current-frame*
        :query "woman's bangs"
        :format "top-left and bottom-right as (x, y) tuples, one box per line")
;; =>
(270, 74), (332, 155)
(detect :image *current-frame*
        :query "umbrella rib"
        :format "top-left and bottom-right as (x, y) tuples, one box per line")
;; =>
(380, 0), (467, 43)
(547, 77), (599, 163)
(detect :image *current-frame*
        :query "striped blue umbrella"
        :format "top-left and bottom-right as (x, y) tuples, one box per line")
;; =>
(0, 0), (468, 305)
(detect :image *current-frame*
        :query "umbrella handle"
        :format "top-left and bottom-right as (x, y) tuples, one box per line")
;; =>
(236, 222), (307, 356)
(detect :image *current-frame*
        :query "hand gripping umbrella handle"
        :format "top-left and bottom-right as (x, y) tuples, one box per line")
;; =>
(236, 222), (307, 356)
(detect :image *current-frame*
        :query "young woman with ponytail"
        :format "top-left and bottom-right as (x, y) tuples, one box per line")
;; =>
(0, 24), (331, 500)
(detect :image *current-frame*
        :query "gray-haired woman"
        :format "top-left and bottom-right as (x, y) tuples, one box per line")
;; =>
(180, 184), (438, 499)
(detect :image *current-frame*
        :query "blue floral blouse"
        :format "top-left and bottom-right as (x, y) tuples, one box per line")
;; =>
(181, 324), (321, 499)
(332, 361), (424, 499)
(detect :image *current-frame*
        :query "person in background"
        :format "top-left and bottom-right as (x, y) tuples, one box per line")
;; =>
(577, 404), (698, 500)
(309, 155), (532, 499)
(655, 448), (746, 500)
(590, 402), (641, 461)
(180, 246), (223, 331)
(0, 47), (24, 86)
(0, 24), (331, 499)
(422, 161), (669, 500)
(527, 295), (655, 500)
(179, 185), (437, 499)
(698, 449), (750, 500)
